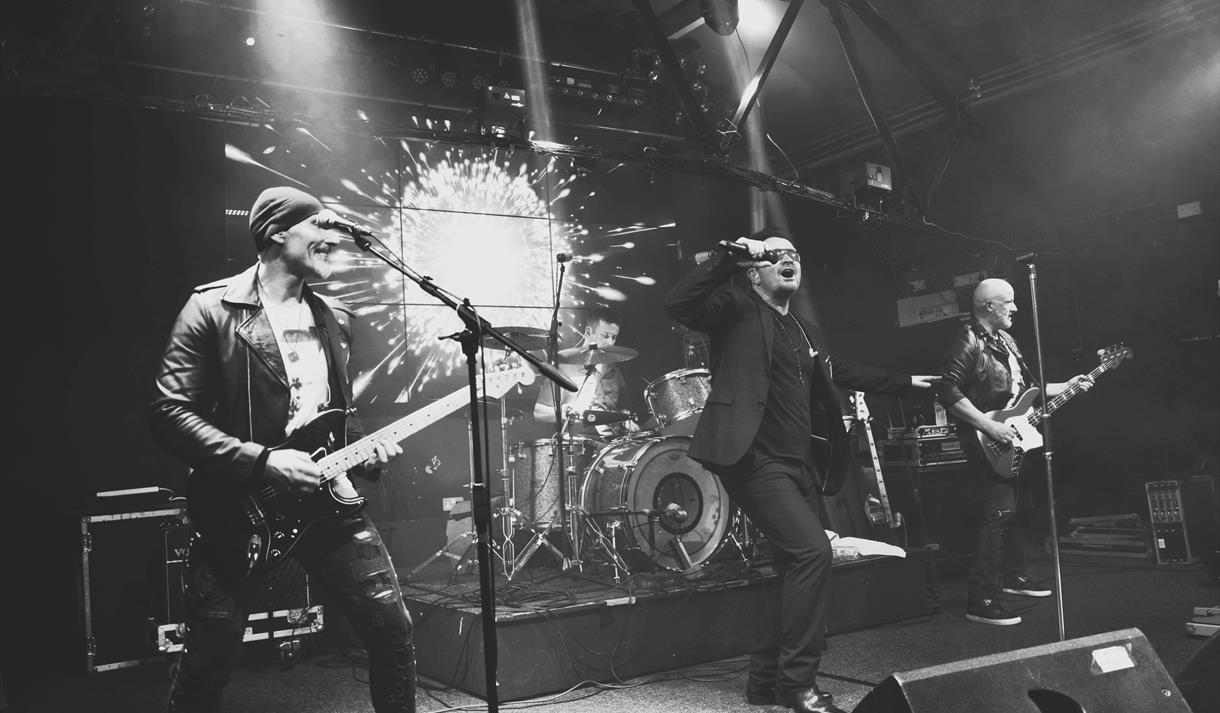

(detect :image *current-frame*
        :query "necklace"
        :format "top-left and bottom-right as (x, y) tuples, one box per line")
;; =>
(257, 270), (308, 363)
(771, 310), (812, 387)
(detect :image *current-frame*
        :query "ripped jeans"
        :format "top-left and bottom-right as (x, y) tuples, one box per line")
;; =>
(168, 512), (416, 712)
(967, 465), (1029, 605)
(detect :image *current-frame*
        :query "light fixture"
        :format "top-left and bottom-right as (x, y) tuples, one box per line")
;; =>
(700, 0), (739, 36)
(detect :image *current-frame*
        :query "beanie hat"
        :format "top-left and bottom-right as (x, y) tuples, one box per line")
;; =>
(248, 186), (323, 251)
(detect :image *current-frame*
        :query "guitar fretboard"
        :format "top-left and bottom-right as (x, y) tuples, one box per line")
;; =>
(1028, 356), (1126, 427)
(316, 368), (529, 483)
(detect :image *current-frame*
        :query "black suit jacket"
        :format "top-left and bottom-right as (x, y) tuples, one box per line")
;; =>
(664, 251), (912, 493)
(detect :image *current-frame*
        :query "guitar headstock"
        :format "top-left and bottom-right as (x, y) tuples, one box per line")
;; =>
(850, 390), (871, 422)
(479, 364), (538, 399)
(1096, 343), (1134, 369)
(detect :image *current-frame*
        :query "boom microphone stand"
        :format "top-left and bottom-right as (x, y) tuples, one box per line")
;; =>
(353, 231), (576, 711)
(1018, 251), (1066, 641)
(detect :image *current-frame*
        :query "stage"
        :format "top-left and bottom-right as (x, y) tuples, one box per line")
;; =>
(398, 547), (934, 701)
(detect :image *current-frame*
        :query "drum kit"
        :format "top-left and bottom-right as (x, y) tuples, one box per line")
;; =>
(432, 325), (764, 583)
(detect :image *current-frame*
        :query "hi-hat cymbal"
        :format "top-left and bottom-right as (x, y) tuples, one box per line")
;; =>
(481, 326), (549, 352)
(557, 344), (639, 365)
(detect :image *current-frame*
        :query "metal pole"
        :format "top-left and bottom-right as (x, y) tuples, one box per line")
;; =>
(1025, 260), (1066, 641)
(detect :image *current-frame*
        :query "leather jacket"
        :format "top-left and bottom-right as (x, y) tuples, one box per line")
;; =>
(934, 317), (1034, 414)
(149, 264), (364, 486)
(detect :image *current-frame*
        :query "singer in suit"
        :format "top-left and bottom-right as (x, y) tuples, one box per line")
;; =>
(665, 229), (936, 713)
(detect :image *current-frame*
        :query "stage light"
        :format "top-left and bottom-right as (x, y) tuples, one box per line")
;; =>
(412, 66), (431, 84)
(440, 68), (459, 88)
(244, 36), (256, 47)
(701, 0), (739, 36)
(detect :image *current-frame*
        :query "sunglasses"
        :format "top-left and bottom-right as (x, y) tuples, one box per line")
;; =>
(767, 248), (801, 264)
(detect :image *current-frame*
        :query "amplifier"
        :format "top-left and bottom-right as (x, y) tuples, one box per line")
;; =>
(880, 436), (967, 468)
(1146, 476), (1218, 565)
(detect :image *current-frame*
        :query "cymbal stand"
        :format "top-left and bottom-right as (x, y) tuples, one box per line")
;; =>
(494, 376), (522, 579)
(723, 509), (760, 565)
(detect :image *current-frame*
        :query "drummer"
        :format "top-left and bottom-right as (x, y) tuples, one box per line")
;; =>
(534, 307), (642, 441)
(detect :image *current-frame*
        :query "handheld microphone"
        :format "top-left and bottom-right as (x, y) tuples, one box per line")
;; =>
(1014, 252), (1038, 264)
(719, 240), (778, 264)
(557, 252), (597, 264)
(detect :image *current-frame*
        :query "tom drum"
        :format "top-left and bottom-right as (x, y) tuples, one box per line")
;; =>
(643, 368), (711, 437)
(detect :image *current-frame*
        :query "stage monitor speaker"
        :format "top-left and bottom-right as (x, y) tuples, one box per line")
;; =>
(851, 628), (1190, 713)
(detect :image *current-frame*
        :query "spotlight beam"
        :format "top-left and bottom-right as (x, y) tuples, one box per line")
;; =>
(722, 0), (807, 152)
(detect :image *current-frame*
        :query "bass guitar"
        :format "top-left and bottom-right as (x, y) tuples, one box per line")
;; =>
(977, 343), (1132, 480)
(188, 364), (535, 581)
(850, 391), (903, 542)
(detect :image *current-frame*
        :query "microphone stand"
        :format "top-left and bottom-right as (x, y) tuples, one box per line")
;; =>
(545, 258), (580, 568)
(1022, 254), (1066, 641)
(353, 233), (576, 711)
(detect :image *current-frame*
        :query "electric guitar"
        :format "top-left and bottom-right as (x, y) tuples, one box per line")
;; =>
(850, 391), (903, 541)
(187, 365), (535, 581)
(977, 344), (1132, 480)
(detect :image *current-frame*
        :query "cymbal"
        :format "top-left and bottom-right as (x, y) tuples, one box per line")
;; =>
(481, 326), (549, 352)
(557, 344), (639, 365)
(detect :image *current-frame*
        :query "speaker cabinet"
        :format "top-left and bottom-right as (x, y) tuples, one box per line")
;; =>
(852, 628), (1190, 712)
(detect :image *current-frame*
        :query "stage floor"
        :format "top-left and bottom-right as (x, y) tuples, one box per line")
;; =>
(11, 549), (1215, 713)
(398, 545), (934, 700)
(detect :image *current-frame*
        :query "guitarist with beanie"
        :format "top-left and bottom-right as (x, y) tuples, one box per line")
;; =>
(150, 187), (416, 712)
(934, 278), (1093, 627)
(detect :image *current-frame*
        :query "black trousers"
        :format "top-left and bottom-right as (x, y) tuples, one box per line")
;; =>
(717, 456), (833, 696)
(964, 447), (1031, 604)
(168, 511), (416, 713)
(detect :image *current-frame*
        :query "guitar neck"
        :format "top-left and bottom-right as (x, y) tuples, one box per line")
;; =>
(318, 388), (472, 481)
(1032, 360), (1115, 425)
(316, 367), (533, 482)
(852, 392), (894, 520)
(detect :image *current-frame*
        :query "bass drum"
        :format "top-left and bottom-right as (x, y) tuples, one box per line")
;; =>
(580, 435), (732, 572)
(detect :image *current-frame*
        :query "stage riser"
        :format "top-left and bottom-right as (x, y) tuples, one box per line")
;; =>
(407, 549), (931, 700)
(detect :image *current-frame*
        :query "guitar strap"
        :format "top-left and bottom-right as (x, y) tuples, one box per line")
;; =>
(997, 330), (1040, 388)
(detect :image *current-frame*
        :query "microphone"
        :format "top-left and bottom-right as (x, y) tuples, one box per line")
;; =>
(1014, 252), (1038, 264)
(662, 502), (688, 523)
(317, 213), (375, 238)
(718, 240), (778, 264)
(556, 253), (597, 264)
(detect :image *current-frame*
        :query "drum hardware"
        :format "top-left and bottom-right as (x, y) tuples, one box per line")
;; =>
(583, 506), (661, 580)
(504, 437), (599, 579)
(407, 416), (505, 582)
(721, 509), (761, 565)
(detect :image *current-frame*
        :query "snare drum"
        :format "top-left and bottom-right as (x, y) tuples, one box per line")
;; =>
(580, 435), (732, 572)
(509, 436), (600, 526)
(643, 368), (710, 436)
